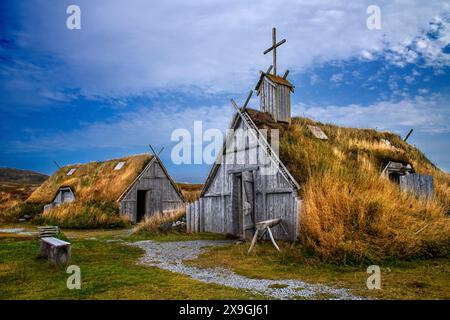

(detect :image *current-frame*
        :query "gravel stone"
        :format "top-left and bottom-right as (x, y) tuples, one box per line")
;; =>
(130, 240), (364, 300)
(0, 228), (37, 236)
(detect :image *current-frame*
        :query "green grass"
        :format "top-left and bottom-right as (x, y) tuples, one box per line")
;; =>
(0, 230), (261, 300)
(188, 241), (450, 300)
(2, 224), (448, 300)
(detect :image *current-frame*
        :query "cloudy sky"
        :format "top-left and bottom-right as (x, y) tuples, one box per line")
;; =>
(1, 0), (449, 182)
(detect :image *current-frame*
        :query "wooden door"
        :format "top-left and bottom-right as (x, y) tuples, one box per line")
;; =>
(242, 171), (255, 239)
(146, 189), (162, 216)
(231, 174), (243, 238)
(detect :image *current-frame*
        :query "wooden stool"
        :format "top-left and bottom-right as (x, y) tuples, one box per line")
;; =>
(39, 237), (71, 267)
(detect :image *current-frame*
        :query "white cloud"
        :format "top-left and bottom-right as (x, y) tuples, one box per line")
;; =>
(9, 0), (450, 96)
(12, 92), (450, 155)
(293, 94), (450, 134)
(11, 104), (234, 152)
(330, 73), (344, 83)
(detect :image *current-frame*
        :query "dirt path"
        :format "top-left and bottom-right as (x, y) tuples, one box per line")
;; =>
(131, 240), (364, 300)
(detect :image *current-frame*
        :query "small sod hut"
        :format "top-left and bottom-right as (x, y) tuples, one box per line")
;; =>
(27, 154), (185, 223)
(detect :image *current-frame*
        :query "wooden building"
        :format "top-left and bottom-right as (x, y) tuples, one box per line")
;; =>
(28, 154), (185, 223)
(255, 72), (294, 123)
(187, 107), (301, 240)
(118, 155), (185, 222)
(186, 28), (300, 241)
(382, 161), (434, 199)
(187, 27), (438, 242)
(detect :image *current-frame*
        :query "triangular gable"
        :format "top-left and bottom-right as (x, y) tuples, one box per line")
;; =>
(255, 72), (294, 93)
(117, 156), (185, 202)
(200, 108), (299, 196)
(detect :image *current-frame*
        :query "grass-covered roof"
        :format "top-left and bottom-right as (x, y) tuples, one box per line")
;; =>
(245, 108), (450, 262)
(27, 154), (153, 204)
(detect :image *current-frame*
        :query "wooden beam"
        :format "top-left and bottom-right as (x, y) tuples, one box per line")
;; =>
(404, 129), (413, 142)
(53, 160), (62, 169)
(148, 144), (157, 155)
(227, 165), (259, 174)
(256, 188), (293, 194)
(242, 90), (253, 110)
(282, 70), (289, 79)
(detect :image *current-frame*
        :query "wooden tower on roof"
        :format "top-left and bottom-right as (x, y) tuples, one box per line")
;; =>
(255, 27), (294, 124)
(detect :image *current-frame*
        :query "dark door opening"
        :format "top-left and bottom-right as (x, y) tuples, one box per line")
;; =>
(232, 174), (243, 238)
(242, 171), (255, 239)
(136, 190), (147, 222)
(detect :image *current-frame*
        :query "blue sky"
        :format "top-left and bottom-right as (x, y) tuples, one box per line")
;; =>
(1, 0), (449, 182)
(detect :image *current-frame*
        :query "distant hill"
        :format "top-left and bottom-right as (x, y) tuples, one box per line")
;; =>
(0, 168), (49, 215)
(0, 168), (48, 186)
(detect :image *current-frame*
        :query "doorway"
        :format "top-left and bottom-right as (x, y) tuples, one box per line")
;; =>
(232, 171), (255, 239)
(136, 190), (147, 222)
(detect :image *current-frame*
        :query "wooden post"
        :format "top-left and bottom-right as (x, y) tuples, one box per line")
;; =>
(263, 27), (286, 76)
(272, 27), (276, 75)
(186, 204), (191, 233)
(193, 201), (198, 233)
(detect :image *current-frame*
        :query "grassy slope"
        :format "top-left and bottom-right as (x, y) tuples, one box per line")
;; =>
(278, 117), (450, 263)
(0, 228), (261, 300)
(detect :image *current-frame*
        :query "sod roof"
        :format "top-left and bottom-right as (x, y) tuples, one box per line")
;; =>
(244, 108), (449, 200)
(27, 154), (153, 204)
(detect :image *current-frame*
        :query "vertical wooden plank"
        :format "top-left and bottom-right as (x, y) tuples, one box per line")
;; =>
(192, 201), (196, 233)
(192, 203), (196, 233)
(200, 198), (204, 232)
(186, 203), (191, 233)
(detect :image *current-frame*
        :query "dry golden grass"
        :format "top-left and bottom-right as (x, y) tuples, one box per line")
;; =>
(0, 192), (21, 213)
(133, 208), (185, 234)
(36, 201), (129, 229)
(27, 154), (152, 204)
(0, 183), (38, 212)
(277, 116), (450, 263)
(178, 183), (203, 203)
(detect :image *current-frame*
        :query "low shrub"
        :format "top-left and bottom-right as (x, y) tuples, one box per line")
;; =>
(0, 202), (44, 223)
(34, 201), (129, 229)
(133, 208), (185, 234)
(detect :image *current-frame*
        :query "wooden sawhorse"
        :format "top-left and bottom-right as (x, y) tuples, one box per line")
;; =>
(247, 218), (289, 254)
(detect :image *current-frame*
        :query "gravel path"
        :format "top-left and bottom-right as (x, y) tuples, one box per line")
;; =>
(130, 240), (363, 300)
(0, 228), (36, 236)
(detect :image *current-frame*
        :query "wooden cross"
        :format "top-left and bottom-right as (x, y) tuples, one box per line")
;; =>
(263, 27), (286, 76)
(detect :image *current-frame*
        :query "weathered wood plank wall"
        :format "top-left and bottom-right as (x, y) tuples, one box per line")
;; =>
(192, 116), (299, 240)
(119, 160), (184, 222)
(400, 173), (434, 200)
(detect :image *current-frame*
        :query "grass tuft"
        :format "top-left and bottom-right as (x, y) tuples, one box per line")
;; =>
(34, 201), (129, 229)
(132, 208), (186, 235)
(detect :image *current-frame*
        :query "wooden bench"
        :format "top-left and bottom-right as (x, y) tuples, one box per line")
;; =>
(39, 237), (71, 267)
(38, 226), (59, 238)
